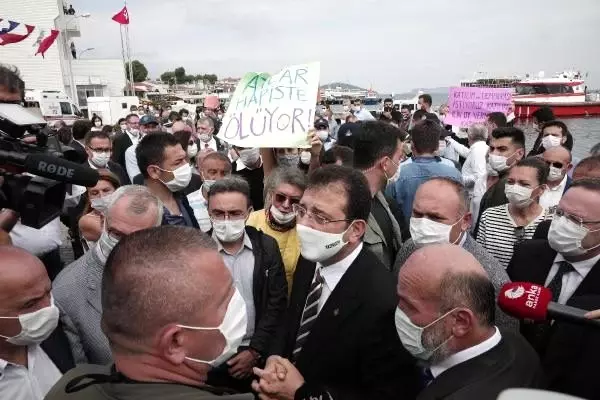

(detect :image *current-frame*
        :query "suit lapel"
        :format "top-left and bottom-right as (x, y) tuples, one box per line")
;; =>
(297, 250), (366, 363)
(574, 258), (600, 297)
(367, 212), (388, 247)
(85, 249), (104, 315)
(524, 242), (557, 284)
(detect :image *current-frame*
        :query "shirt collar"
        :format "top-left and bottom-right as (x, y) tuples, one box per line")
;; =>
(318, 242), (363, 293)
(458, 232), (468, 247)
(213, 230), (253, 255)
(0, 344), (38, 374)
(548, 174), (568, 192)
(554, 252), (600, 280)
(430, 327), (502, 378)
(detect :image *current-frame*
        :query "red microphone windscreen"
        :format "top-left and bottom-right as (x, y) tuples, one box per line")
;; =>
(497, 282), (553, 321)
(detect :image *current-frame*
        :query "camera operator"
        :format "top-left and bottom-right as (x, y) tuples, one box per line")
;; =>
(379, 98), (402, 124)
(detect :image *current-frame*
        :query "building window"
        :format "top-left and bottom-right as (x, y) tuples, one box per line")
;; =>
(76, 85), (105, 107)
(60, 102), (72, 115)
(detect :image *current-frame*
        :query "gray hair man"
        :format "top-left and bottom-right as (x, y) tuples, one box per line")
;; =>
(52, 185), (163, 365)
(396, 244), (542, 398)
(445, 123), (490, 220)
(393, 177), (517, 331)
(45, 226), (253, 400)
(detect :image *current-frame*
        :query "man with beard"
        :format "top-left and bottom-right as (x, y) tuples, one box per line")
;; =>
(395, 245), (542, 400)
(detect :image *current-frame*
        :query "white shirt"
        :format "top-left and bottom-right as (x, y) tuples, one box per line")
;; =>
(540, 174), (568, 210)
(0, 345), (62, 400)
(544, 253), (600, 304)
(125, 143), (140, 181)
(10, 218), (62, 256)
(316, 242), (363, 312)
(199, 137), (218, 152)
(125, 130), (139, 146)
(186, 186), (212, 232)
(449, 139), (489, 199)
(430, 327), (502, 379)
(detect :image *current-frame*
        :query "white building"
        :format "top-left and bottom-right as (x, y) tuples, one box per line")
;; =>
(0, 0), (126, 111)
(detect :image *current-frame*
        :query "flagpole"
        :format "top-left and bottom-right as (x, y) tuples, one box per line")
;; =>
(119, 25), (129, 95)
(125, 24), (134, 95)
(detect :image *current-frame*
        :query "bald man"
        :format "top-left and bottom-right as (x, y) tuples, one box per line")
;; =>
(0, 246), (74, 399)
(540, 146), (573, 210)
(396, 244), (542, 399)
(46, 226), (253, 400)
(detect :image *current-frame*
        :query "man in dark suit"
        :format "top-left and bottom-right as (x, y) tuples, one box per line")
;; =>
(396, 244), (542, 400)
(0, 246), (75, 399)
(507, 179), (600, 356)
(111, 113), (140, 170)
(252, 165), (420, 400)
(83, 130), (130, 185)
(69, 119), (93, 163)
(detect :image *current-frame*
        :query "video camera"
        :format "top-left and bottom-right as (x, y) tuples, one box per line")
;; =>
(0, 103), (99, 228)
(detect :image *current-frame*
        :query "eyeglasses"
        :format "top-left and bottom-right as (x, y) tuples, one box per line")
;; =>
(555, 208), (600, 227)
(209, 210), (247, 221)
(274, 192), (301, 206)
(544, 160), (564, 169)
(292, 204), (349, 225)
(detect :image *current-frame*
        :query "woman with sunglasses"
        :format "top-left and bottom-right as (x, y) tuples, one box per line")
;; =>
(476, 157), (552, 269)
(247, 167), (307, 291)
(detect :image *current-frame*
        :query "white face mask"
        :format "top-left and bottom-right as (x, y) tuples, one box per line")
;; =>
(0, 298), (60, 346)
(548, 166), (564, 182)
(239, 148), (260, 166)
(179, 288), (247, 367)
(90, 194), (113, 213)
(486, 162), (499, 177)
(548, 215), (600, 257)
(316, 130), (329, 141)
(488, 153), (510, 172)
(394, 307), (455, 360)
(129, 128), (140, 137)
(296, 223), (350, 263)
(120, 124), (128, 131)
(96, 229), (120, 263)
(300, 151), (311, 165)
(438, 140), (447, 153)
(505, 184), (536, 208)
(212, 219), (246, 243)
(187, 143), (199, 159)
(91, 151), (111, 168)
(410, 217), (461, 247)
(94, 121), (102, 127)
(158, 164), (193, 192)
(202, 176), (217, 192)
(542, 135), (562, 149)
(278, 154), (300, 167)
(270, 205), (296, 225)
(199, 133), (211, 143)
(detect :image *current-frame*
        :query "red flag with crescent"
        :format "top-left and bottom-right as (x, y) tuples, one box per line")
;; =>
(112, 6), (130, 25)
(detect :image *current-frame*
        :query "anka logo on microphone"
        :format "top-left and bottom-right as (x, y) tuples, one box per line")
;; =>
(504, 285), (526, 299)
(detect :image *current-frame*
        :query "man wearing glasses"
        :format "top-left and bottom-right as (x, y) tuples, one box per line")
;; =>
(205, 176), (287, 393)
(540, 146), (573, 211)
(252, 165), (419, 400)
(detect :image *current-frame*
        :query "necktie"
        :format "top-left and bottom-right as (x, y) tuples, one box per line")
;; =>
(292, 267), (324, 361)
(421, 367), (434, 388)
(547, 261), (575, 303)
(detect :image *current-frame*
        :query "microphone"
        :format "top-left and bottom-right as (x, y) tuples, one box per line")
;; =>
(497, 282), (600, 328)
(0, 150), (100, 187)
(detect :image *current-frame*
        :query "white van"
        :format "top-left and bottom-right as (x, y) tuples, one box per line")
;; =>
(86, 96), (140, 126)
(23, 89), (82, 126)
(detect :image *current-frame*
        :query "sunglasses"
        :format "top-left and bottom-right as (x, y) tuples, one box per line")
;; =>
(514, 226), (526, 243)
(274, 192), (301, 205)
(544, 160), (564, 169)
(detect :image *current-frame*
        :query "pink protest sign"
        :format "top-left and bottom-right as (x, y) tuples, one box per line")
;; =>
(444, 87), (513, 128)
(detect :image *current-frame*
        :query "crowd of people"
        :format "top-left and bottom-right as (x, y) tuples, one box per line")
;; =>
(3, 64), (600, 400)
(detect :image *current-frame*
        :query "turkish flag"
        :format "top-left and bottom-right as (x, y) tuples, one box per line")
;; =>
(112, 6), (129, 25)
(35, 29), (60, 58)
(0, 22), (35, 46)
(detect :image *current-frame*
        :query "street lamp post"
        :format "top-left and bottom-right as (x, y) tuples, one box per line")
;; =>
(61, 13), (90, 107)
(79, 47), (95, 58)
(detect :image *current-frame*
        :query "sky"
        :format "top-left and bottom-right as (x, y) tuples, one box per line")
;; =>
(75, 0), (600, 93)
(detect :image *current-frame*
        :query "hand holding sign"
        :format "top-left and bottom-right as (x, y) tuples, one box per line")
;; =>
(217, 62), (321, 149)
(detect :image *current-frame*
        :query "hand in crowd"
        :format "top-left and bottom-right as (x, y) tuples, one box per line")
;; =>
(226, 349), (259, 379)
(584, 309), (600, 319)
(252, 356), (304, 400)
(307, 129), (323, 157)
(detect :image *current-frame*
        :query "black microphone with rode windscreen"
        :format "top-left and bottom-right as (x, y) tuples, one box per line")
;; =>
(0, 150), (99, 187)
(498, 282), (600, 328)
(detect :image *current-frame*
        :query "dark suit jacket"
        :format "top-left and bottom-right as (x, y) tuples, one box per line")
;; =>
(107, 160), (130, 185)
(110, 132), (133, 170)
(417, 331), (543, 400)
(41, 322), (76, 374)
(69, 140), (88, 164)
(271, 247), (420, 400)
(543, 295), (600, 399)
(507, 239), (600, 354)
